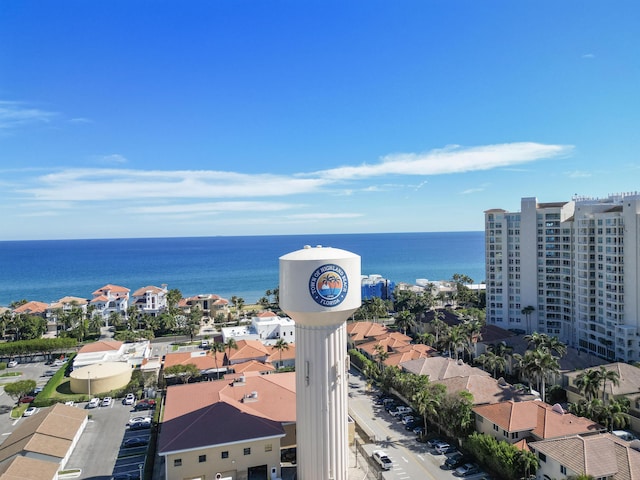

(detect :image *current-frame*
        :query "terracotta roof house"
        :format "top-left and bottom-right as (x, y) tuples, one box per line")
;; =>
(564, 362), (640, 433)
(346, 321), (389, 346)
(439, 374), (536, 406)
(400, 356), (490, 380)
(529, 433), (640, 480)
(180, 294), (230, 319)
(45, 296), (89, 337)
(158, 372), (297, 480)
(0, 403), (88, 478)
(383, 344), (436, 368)
(131, 284), (168, 317)
(232, 360), (276, 375)
(90, 284), (130, 320)
(226, 340), (270, 366)
(265, 343), (296, 370)
(473, 400), (604, 445)
(12, 301), (49, 317)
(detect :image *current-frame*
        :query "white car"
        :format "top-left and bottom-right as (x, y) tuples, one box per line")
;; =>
(101, 396), (112, 407)
(23, 406), (37, 417)
(123, 393), (136, 405)
(7, 360), (18, 368)
(129, 416), (152, 425)
(372, 450), (392, 471)
(87, 397), (100, 409)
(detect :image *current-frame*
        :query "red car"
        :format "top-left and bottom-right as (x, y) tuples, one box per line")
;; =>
(133, 399), (156, 411)
(19, 396), (35, 404)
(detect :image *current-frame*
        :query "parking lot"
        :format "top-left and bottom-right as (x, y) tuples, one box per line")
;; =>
(0, 358), (154, 480)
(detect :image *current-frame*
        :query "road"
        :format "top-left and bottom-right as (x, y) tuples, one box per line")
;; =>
(348, 368), (488, 480)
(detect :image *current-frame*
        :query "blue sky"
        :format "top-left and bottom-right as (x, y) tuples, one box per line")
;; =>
(1, 1), (639, 241)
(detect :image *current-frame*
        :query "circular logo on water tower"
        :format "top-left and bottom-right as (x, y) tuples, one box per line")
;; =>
(309, 263), (349, 307)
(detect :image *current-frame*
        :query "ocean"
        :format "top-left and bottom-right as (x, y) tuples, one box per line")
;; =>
(0, 232), (485, 307)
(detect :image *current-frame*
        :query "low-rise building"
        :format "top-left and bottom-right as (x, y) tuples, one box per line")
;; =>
(221, 312), (295, 343)
(158, 372), (297, 480)
(529, 433), (640, 480)
(90, 284), (130, 320)
(473, 400), (603, 445)
(131, 284), (168, 317)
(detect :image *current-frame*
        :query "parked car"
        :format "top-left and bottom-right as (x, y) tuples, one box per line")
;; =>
(426, 437), (444, 448)
(101, 396), (112, 407)
(372, 450), (393, 471)
(43, 370), (56, 377)
(455, 463), (481, 477)
(129, 416), (152, 424)
(23, 406), (37, 417)
(123, 437), (149, 448)
(7, 360), (18, 368)
(87, 397), (100, 409)
(434, 441), (453, 454)
(19, 396), (35, 404)
(129, 421), (152, 431)
(390, 406), (412, 417)
(444, 452), (466, 470)
(123, 393), (136, 405)
(133, 399), (156, 411)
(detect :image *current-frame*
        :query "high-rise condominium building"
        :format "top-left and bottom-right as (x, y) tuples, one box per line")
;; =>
(485, 193), (640, 363)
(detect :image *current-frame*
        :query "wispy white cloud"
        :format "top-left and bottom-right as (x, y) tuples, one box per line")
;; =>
(460, 187), (485, 194)
(309, 142), (572, 180)
(20, 169), (329, 202)
(127, 201), (298, 214)
(69, 117), (92, 124)
(582, 53), (595, 59)
(0, 101), (57, 130)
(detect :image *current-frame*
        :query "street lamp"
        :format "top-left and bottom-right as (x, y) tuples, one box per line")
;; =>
(138, 463), (143, 480)
(87, 371), (91, 397)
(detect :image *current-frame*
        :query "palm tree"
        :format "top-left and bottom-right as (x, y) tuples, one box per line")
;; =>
(373, 344), (389, 370)
(395, 310), (416, 335)
(211, 342), (226, 379)
(416, 332), (435, 346)
(597, 366), (620, 403)
(447, 325), (468, 360)
(225, 338), (239, 364)
(575, 368), (601, 401)
(412, 385), (441, 438)
(521, 305), (535, 332)
(431, 313), (449, 350)
(273, 338), (290, 370)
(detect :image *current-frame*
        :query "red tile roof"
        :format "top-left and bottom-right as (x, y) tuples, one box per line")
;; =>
(77, 340), (123, 354)
(159, 372), (296, 454)
(347, 321), (389, 342)
(13, 301), (49, 314)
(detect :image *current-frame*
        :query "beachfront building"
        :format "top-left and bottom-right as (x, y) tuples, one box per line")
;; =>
(361, 274), (395, 301)
(45, 296), (88, 337)
(179, 293), (230, 320)
(221, 311), (295, 344)
(131, 284), (168, 317)
(485, 193), (640, 363)
(90, 284), (130, 320)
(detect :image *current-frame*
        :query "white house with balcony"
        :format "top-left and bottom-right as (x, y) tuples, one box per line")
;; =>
(90, 284), (130, 321)
(131, 284), (168, 317)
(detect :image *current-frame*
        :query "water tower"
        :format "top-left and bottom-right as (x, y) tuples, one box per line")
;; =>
(279, 245), (361, 480)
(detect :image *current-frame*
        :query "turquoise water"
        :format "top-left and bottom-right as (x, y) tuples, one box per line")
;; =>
(0, 232), (484, 306)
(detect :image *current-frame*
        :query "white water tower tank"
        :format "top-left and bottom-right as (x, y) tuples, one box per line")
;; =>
(280, 245), (361, 480)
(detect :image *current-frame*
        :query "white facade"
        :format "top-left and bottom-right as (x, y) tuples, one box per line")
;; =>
(220, 313), (295, 343)
(131, 284), (168, 316)
(280, 245), (361, 480)
(485, 193), (640, 363)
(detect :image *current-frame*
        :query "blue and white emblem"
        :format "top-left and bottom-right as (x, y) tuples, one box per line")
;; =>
(309, 263), (349, 307)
